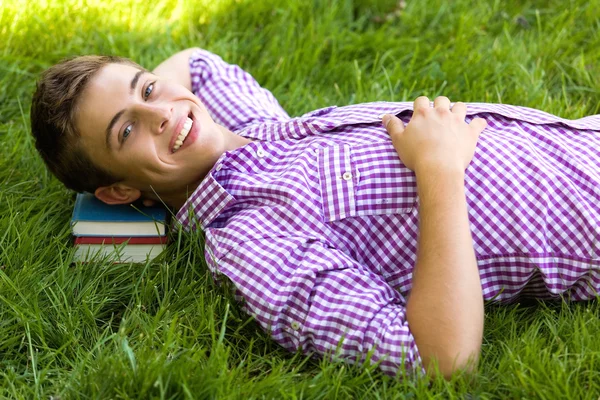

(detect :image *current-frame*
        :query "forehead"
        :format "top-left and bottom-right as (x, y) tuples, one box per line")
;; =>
(77, 63), (141, 133)
(75, 63), (142, 158)
(79, 63), (140, 118)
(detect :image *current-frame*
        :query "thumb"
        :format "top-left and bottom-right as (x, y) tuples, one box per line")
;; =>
(470, 117), (487, 137)
(382, 114), (404, 136)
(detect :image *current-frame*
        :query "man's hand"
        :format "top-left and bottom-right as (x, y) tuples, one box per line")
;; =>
(381, 96), (485, 379)
(382, 96), (487, 174)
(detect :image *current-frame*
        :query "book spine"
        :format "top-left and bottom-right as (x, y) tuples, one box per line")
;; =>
(74, 236), (168, 245)
(70, 193), (85, 228)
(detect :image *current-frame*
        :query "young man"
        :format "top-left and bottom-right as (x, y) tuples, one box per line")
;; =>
(30, 48), (600, 380)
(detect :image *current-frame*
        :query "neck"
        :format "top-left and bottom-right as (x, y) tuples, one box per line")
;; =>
(221, 124), (253, 149)
(146, 127), (253, 210)
(142, 188), (192, 210)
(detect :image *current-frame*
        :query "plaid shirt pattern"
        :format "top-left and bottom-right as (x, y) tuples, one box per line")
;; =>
(176, 49), (600, 376)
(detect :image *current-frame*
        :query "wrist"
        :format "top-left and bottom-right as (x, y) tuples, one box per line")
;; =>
(415, 164), (465, 183)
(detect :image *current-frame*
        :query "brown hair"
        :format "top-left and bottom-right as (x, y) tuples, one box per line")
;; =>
(30, 55), (146, 193)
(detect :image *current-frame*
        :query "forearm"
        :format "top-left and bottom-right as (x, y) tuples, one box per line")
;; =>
(406, 168), (484, 378)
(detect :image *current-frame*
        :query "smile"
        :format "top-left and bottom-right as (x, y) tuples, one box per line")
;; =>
(172, 117), (193, 153)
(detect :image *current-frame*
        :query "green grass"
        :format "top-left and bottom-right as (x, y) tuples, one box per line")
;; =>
(1, 0), (600, 397)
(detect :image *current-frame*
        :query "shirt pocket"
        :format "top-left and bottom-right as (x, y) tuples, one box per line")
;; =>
(317, 142), (417, 222)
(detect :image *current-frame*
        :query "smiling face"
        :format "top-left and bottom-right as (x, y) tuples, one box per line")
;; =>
(76, 63), (248, 208)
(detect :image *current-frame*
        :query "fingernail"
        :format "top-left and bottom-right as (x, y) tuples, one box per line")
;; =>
(381, 114), (391, 127)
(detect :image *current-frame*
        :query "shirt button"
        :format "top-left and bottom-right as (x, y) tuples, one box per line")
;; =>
(342, 172), (352, 181)
(256, 149), (266, 158)
(215, 164), (223, 171)
(291, 321), (300, 331)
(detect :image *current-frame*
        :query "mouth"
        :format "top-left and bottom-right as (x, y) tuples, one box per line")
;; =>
(171, 113), (197, 153)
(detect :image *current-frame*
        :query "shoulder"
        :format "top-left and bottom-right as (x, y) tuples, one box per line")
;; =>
(151, 47), (201, 91)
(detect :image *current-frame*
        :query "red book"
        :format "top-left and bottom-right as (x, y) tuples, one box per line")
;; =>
(73, 235), (168, 263)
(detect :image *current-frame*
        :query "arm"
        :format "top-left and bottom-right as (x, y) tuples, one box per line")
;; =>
(411, 166), (483, 378)
(213, 236), (425, 378)
(152, 47), (290, 132)
(152, 48), (197, 91)
(382, 96), (487, 379)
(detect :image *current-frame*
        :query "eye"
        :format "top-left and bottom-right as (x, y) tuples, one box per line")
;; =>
(144, 82), (154, 100)
(122, 124), (132, 142)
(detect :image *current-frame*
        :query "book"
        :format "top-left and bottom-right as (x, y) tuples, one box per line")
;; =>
(71, 193), (168, 236)
(71, 193), (169, 263)
(73, 236), (168, 263)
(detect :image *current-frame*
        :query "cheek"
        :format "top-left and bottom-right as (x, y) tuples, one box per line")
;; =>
(121, 141), (162, 170)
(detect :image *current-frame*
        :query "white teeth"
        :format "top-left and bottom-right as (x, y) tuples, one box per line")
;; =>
(173, 117), (193, 152)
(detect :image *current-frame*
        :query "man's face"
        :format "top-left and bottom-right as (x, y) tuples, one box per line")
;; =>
(76, 62), (228, 202)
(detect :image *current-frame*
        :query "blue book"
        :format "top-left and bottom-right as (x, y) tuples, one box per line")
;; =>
(71, 193), (168, 237)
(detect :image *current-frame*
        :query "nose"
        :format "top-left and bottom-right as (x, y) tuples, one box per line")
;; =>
(135, 102), (172, 135)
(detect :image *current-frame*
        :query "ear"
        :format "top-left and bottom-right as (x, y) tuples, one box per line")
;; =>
(94, 184), (141, 205)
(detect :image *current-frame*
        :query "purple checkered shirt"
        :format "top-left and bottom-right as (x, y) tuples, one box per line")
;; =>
(176, 49), (600, 377)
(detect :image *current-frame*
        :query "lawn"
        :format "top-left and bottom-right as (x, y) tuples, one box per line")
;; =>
(1, 0), (600, 398)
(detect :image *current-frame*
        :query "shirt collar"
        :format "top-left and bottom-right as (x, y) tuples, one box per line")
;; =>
(175, 164), (236, 230)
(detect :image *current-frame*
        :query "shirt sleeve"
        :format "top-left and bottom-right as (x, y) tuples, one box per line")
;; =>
(188, 49), (290, 132)
(208, 235), (425, 378)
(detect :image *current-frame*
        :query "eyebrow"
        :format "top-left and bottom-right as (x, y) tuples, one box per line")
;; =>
(105, 69), (146, 150)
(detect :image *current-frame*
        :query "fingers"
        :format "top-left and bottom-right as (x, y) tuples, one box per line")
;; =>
(414, 96), (430, 112)
(382, 114), (405, 136)
(414, 96), (469, 121)
(390, 96), (484, 137)
(415, 96), (453, 114)
(433, 96), (451, 109)
(470, 117), (488, 135)
(451, 102), (467, 119)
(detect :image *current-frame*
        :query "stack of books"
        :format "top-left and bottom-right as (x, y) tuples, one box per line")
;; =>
(71, 193), (169, 263)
